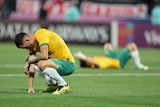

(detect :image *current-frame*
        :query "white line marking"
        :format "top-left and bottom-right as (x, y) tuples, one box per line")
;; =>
(0, 74), (25, 77)
(0, 64), (160, 70)
(0, 64), (23, 67)
(0, 73), (160, 77)
(71, 73), (160, 77)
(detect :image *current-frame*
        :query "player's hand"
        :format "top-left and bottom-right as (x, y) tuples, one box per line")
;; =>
(24, 61), (30, 75)
(25, 56), (29, 62)
(28, 87), (35, 94)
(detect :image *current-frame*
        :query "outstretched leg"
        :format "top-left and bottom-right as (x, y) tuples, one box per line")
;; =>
(126, 42), (149, 70)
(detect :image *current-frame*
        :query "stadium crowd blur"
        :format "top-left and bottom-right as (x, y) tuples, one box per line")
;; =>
(0, 0), (159, 21)
(0, 0), (16, 19)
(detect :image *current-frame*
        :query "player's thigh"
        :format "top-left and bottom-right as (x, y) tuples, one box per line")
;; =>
(37, 59), (57, 70)
(116, 48), (131, 67)
(105, 49), (116, 58)
(50, 58), (76, 76)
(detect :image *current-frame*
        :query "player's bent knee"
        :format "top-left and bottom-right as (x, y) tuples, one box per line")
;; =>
(127, 42), (137, 51)
(37, 61), (47, 71)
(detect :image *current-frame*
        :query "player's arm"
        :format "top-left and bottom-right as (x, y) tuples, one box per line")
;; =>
(24, 54), (36, 75)
(84, 57), (100, 67)
(27, 64), (35, 94)
(24, 55), (36, 93)
(28, 45), (49, 64)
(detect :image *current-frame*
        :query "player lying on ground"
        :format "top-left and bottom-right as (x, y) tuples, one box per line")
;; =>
(74, 42), (148, 70)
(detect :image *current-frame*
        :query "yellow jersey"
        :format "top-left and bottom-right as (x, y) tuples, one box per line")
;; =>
(29, 28), (75, 63)
(92, 56), (121, 69)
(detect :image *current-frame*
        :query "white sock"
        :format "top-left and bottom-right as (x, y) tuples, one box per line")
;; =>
(34, 65), (43, 76)
(43, 68), (67, 86)
(43, 74), (57, 86)
(131, 50), (142, 67)
(34, 65), (57, 85)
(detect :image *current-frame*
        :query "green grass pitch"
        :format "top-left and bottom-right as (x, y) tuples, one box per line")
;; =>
(0, 42), (160, 107)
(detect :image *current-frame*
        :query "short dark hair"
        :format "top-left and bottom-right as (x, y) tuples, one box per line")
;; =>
(80, 60), (98, 68)
(14, 33), (27, 48)
(80, 60), (90, 67)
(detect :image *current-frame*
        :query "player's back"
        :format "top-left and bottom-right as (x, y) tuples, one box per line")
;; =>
(35, 28), (75, 63)
(92, 56), (121, 69)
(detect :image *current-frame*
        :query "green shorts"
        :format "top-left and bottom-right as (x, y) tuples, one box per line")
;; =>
(50, 59), (76, 76)
(105, 48), (131, 68)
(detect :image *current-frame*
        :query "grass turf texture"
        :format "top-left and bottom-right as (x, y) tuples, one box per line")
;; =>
(0, 42), (160, 107)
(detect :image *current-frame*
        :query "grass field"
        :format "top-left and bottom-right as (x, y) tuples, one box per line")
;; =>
(0, 42), (160, 107)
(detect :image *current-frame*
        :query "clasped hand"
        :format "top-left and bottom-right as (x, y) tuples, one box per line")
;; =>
(24, 61), (30, 75)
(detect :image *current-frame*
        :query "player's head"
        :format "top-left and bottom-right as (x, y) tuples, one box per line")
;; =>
(15, 32), (27, 48)
(80, 60), (90, 67)
(15, 33), (35, 49)
(80, 60), (98, 68)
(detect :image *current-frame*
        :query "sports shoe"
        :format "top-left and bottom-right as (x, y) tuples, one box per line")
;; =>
(52, 85), (70, 95)
(136, 64), (149, 71)
(39, 85), (58, 93)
